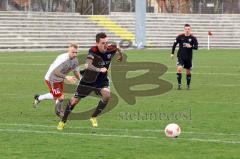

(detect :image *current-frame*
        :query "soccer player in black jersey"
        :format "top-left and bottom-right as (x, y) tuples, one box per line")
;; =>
(57, 32), (123, 130)
(171, 24), (198, 90)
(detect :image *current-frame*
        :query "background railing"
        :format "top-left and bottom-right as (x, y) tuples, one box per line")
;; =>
(0, 0), (75, 12)
(0, 0), (239, 14)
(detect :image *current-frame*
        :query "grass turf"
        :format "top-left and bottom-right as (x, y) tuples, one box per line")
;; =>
(0, 49), (240, 159)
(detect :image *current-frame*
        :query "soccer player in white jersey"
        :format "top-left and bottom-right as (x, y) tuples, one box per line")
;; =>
(33, 43), (81, 117)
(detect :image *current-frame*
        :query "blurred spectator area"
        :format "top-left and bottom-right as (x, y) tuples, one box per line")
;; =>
(0, 0), (239, 14)
(156, 0), (240, 14)
(0, 0), (75, 12)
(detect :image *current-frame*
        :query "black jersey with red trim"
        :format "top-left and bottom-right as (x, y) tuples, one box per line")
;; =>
(81, 45), (117, 83)
(172, 34), (198, 60)
(87, 45), (117, 69)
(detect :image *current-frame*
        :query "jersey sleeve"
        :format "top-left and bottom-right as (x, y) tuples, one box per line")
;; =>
(52, 62), (66, 79)
(85, 49), (101, 72)
(172, 35), (180, 54)
(87, 47), (98, 60)
(87, 51), (94, 60)
(192, 36), (198, 50)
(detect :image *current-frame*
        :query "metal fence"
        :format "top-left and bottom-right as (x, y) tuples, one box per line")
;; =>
(0, 0), (75, 12)
(73, 0), (135, 15)
(0, 0), (239, 14)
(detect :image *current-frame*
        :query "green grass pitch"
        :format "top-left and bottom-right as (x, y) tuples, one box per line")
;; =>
(0, 49), (240, 159)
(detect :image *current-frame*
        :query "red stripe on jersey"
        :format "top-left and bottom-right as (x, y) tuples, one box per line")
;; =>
(90, 46), (98, 53)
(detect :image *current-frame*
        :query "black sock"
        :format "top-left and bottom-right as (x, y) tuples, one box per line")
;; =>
(92, 100), (108, 117)
(186, 74), (191, 86)
(177, 73), (182, 85)
(61, 101), (75, 123)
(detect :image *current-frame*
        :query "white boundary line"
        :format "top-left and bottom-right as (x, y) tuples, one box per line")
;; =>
(179, 137), (240, 144)
(0, 126), (240, 144)
(135, 98), (240, 105)
(1, 123), (240, 137)
(0, 62), (239, 76)
(1, 93), (240, 104)
(198, 84), (240, 87)
(0, 59), (236, 69)
(119, 70), (240, 76)
(0, 128), (156, 139)
(166, 71), (240, 76)
(168, 66), (238, 68)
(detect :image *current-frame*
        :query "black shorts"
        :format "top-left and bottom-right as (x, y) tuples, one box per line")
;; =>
(176, 57), (192, 69)
(74, 77), (109, 99)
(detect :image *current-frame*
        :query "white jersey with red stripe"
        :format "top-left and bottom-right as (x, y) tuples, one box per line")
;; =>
(45, 53), (79, 82)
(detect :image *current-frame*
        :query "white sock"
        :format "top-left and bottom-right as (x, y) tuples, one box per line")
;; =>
(38, 93), (54, 101)
(55, 99), (63, 105)
(55, 99), (64, 110)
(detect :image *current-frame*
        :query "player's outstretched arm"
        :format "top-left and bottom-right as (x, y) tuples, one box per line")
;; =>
(53, 65), (78, 84)
(53, 65), (66, 79)
(65, 76), (77, 84)
(73, 71), (81, 80)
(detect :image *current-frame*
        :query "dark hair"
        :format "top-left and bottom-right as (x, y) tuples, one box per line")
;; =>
(96, 32), (107, 42)
(184, 24), (191, 27)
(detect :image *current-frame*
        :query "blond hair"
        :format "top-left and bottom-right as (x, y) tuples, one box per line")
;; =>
(69, 43), (79, 49)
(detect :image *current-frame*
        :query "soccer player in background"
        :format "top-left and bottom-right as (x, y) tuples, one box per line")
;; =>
(57, 32), (123, 130)
(171, 24), (198, 90)
(33, 43), (81, 117)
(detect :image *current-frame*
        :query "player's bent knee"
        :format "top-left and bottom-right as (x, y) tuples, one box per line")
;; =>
(177, 67), (183, 73)
(101, 87), (110, 93)
(103, 94), (111, 101)
(101, 92), (111, 102)
(71, 97), (79, 105)
(100, 87), (111, 102)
